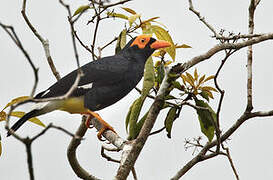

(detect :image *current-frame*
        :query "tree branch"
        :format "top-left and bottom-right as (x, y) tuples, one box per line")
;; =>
(115, 67), (172, 179)
(188, 0), (219, 37)
(171, 33), (273, 74)
(0, 22), (39, 97)
(67, 118), (100, 180)
(21, 0), (60, 80)
(246, 0), (260, 112)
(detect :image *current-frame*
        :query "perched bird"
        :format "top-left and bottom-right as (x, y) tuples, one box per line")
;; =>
(7, 34), (171, 140)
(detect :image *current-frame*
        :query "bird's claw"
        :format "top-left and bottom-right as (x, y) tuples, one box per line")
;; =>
(97, 125), (116, 142)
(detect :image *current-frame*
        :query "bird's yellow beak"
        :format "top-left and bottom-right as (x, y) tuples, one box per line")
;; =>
(150, 40), (171, 49)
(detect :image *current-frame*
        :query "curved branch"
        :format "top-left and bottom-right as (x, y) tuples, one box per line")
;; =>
(0, 22), (39, 97)
(67, 118), (100, 180)
(21, 0), (60, 80)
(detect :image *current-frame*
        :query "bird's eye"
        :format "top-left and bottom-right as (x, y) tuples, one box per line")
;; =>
(140, 38), (145, 43)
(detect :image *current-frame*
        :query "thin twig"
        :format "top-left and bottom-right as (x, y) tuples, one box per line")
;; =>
(188, 0), (220, 37)
(149, 127), (165, 136)
(21, 0), (60, 80)
(99, 0), (132, 9)
(0, 22), (39, 97)
(67, 117), (100, 180)
(90, 1), (101, 60)
(171, 33), (273, 74)
(100, 36), (118, 51)
(101, 146), (120, 163)
(59, 0), (81, 68)
(222, 146), (240, 180)
(216, 33), (264, 40)
(131, 167), (138, 180)
(74, 30), (97, 58)
(246, 0), (260, 112)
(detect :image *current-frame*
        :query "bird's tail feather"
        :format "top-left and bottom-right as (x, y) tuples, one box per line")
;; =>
(7, 109), (40, 137)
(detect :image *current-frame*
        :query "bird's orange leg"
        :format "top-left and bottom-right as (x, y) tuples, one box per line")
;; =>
(84, 110), (116, 141)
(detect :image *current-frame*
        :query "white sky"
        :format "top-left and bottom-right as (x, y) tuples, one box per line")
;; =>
(1, 0), (273, 179)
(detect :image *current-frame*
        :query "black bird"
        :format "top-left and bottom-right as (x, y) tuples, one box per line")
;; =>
(7, 34), (171, 140)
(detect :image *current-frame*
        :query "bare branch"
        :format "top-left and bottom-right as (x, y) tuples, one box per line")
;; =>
(101, 146), (120, 163)
(223, 146), (240, 180)
(0, 22), (39, 97)
(171, 108), (273, 179)
(32, 123), (81, 141)
(74, 30), (97, 58)
(149, 126), (165, 136)
(90, 1), (101, 61)
(99, 0), (132, 9)
(131, 167), (138, 180)
(100, 36), (118, 51)
(171, 33), (273, 74)
(250, 110), (273, 117)
(67, 117), (100, 180)
(246, 0), (260, 112)
(21, 0), (60, 80)
(216, 33), (264, 40)
(188, 0), (219, 37)
(59, 0), (81, 68)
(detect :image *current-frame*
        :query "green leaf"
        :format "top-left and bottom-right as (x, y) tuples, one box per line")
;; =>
(115, 29), (127, 54)
(155, 62), (164, 90)
(127, 98), (143, 140)
(141, 22), (153, 34)
(129, 105), (169, 140)
(172, 81), (183, 90)
(73, 5), (91, 17)
(164, 107), (177, 138)
(195, 99), (216, 142)
(141, 57), (155, 98)
(134, 112), (149, 138)
(121, 7), (137, 14)
(200, 91), (210, 102)
(125, 102), (133, 132)
(165, 95), (177, 100)
(127, 57), (155, 140)
(141, 17), (160, 32)
(151, 25), (176, 60)
(107, 12), (128, 20)
(128, 14), (141, 27)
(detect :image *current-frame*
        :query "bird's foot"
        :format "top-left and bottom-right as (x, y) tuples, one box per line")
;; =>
(97, 123), (116, 141)
(85, 110), (116, 141)
(85, 118), (94, 129)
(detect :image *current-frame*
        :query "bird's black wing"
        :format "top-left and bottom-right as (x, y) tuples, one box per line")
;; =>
(35, 55), (130, 99)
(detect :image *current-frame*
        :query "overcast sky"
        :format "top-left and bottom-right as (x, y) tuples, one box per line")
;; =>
(1, 0), (273, 179)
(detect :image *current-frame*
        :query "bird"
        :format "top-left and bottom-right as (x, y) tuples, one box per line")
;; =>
(7, 34), (171, 140)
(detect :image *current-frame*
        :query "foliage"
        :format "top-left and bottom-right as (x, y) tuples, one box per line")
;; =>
(0, 96), (45, 127)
